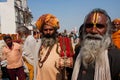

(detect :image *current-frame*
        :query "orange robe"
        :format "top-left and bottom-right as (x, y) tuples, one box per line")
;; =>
(112, 30), (120, 49)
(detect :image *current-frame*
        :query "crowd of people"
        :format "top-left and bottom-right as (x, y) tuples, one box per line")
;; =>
(0, 8), (120, 80)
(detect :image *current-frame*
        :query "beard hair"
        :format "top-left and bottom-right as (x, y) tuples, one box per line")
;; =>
(81, 33), (111, 68)
(41, 37), (56, 48)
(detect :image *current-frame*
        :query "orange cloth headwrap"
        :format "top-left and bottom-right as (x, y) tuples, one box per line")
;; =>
(112, 18), (120, 24)
(35, 14), (60, 31)
(112, 30), (120, 49)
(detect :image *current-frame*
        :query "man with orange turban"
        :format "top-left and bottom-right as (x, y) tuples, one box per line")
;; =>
(35, 13), (74, 80)
(112, 18), (120, 49)
(36, 13), (60, 32)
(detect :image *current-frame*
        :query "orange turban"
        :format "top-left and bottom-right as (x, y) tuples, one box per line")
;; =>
(112, 18), (120, 24)
(35, 14), (60, 31)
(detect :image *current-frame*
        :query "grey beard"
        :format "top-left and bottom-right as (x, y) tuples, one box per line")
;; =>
(41, 37), (56, 48)
(81, 33), (111, 68)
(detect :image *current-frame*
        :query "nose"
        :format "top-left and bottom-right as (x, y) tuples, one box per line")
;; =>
(46, 30), (50, 34)
(91, 25), (98, 34)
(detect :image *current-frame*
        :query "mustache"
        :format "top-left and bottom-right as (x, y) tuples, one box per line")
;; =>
(85, 34), (103, 40)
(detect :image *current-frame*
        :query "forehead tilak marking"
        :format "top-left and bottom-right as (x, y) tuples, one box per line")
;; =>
(92, 12), (99, 24)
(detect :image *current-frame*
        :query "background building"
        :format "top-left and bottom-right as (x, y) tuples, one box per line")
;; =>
(0, 0), (33, 34)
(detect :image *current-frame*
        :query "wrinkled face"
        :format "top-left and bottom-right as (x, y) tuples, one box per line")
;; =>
(43, 25), (55, 38)
(85, 12), (107, 36)
(81, 12), (111, 67)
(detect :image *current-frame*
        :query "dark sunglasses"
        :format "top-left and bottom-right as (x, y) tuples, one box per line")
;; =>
(85, 23), (106, 29)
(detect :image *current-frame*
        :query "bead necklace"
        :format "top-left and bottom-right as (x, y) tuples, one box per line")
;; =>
(38, 45), (54, 68)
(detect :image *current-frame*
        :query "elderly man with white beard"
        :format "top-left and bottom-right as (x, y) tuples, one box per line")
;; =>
(72, 8), (120, 80)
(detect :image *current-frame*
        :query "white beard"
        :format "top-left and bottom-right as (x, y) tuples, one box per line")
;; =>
(71, 33), (111, 80)
(81, 33), (111, 68)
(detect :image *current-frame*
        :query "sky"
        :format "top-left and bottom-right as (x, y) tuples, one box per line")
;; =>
(28, 0), (120, 33)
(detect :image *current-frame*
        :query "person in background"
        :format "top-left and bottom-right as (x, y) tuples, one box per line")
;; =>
(33, 30), (41, 42)
(71, 8), (120, 80)
(0, 39), (9, 80)
(16, 26), (39, 80)
(112, 18), (120, 49)
(23, 29), (40, 80)
(35, 13), (74, 80)
(16, 26), (31, 44)
(2, 35), (26, 80)
(74, 24), (84, 63)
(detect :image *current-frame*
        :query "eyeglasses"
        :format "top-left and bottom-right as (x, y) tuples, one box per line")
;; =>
(85, 23), (106, 29)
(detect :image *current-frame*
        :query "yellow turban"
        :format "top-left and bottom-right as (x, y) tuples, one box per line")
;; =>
(35, 14), (60, 31)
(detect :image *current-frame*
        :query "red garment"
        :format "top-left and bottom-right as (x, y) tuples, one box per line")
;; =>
(7, 66), (26, 80)
(59, 36), (74, 57)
